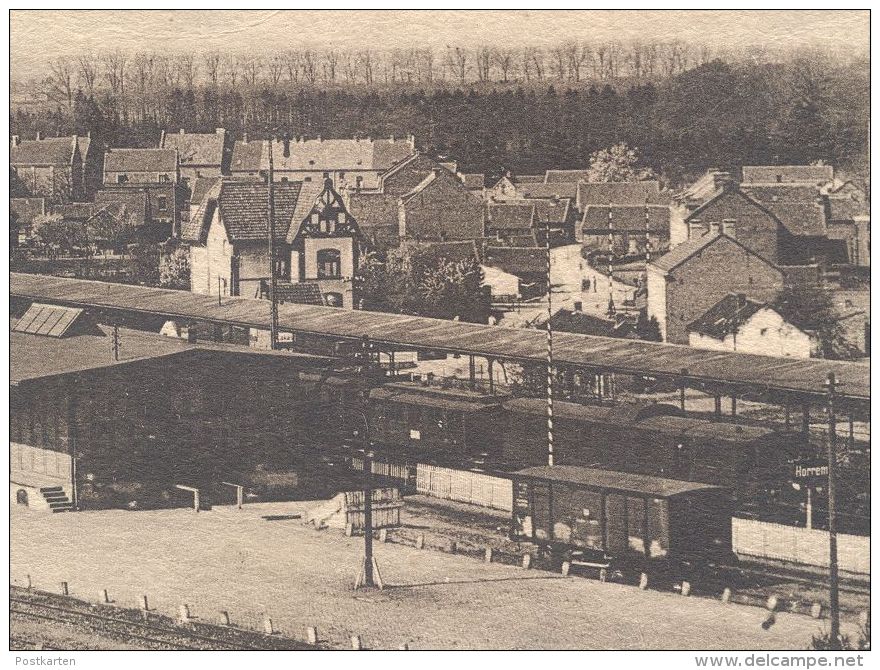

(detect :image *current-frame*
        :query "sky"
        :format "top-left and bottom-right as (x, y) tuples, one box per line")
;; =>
(10, 9), (869, 81)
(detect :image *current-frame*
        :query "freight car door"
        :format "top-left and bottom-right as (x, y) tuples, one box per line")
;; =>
(531, 480), (553, 542)
(605, 493), (628, 554)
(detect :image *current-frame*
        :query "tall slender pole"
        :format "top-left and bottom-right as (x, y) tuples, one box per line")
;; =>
(607, 203), (615, 316)
(361, 337), (374, 587)
(825, 372), (840, 648)
(545, 218), (554, 466)
(267, 139), (279, 350)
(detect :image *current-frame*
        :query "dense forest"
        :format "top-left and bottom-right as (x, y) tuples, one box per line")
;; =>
(11, 45), (869, 187)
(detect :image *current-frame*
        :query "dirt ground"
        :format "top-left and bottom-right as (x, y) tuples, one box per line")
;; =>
(10, 502), (858, 650)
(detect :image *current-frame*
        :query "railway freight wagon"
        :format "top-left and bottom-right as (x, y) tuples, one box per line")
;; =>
(511, 466), (734, 571)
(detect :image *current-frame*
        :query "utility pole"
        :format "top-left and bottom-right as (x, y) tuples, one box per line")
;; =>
(111, 323), (120, 361)
(267, 137), (279, 350)
(358, 336), (376, 588)
(544, 218), (554, 467)
(825, 372), (840, 648)
(607, 203), (616, 317)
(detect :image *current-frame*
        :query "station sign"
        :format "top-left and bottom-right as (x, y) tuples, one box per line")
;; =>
(792, 459), (829, 483)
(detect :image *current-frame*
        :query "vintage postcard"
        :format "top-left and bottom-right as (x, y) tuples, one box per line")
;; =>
(6, 7), (870, 660)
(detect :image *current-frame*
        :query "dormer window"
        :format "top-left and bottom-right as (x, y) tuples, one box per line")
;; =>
(117, 174), (128, 184)
(338, 212), (346, 224)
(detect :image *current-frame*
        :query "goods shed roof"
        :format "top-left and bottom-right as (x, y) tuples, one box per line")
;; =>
(10, 273), (869, 403)
(515, 465), (724, 498)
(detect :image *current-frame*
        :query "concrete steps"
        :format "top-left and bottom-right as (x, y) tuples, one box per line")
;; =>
(40, 486), (73, 513)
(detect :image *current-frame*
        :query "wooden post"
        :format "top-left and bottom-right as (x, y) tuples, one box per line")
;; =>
(825, 373), (840, 649)
(731, 395), (737, 419)
(714, 396), (722, 418)
(468, 355), (476, 390)
(679, 369), (687, 413)
(487, 358), (495, 394)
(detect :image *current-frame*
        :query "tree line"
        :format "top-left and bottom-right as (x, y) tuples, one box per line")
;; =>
(11, 51), (868, 187)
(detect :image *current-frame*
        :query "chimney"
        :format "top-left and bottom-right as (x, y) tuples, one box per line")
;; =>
(11, 135), (20, 147)
(282, 134), (291, 158)
(573, 300), (583, 312)
(179, 128), (185, 135)
(432, 168), (443, 177)
(242, 132), (248, 144)
(87, 130), (91, 139)
(721, 218), (736, 239)
(709, 221), (721, 235)
(367, 136), (372, 143)
(317, 135), (322, 142)
(408, 134), (415, 148)
(390, 134), (395, 142)
(35, 131), (42, 141)
(713, 171), (734, 191)
(216, 128), (224, 135)
(159, 129), (166, 147)
(736, 293), (747, 308)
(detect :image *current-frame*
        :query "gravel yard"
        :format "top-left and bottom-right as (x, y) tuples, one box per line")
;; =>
(11, 502), (856, 650)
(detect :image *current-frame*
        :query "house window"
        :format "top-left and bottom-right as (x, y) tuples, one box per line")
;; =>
(281, 177), (289, 184)
(117, 174), (128, 184)
(356, 176), (363, 189)
(324, 291), (344, 307)
(317, 248), (342, 279)
(760, 328), (768, 336)
(319, 216), (336, 234)
(323, 172), (330, 179)
(304, 176), (312, 182)
(308, 160), (315, 166)
(339, 171), (346, 179)
(157, 196), (168, 212)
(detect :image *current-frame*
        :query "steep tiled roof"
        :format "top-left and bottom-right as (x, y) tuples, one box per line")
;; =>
(230, 140), (265, 173)
(649, 232), (723, 273)
(741, 187), (827, 237)
(742, 185), (821, 203)
(687, 293), (769, 338)
(104, 148), (177, 173)
(413, 240), (482, 266)
(162, 129), (226, 167)
(582, 204), (671, 232)
(189, 177), (223, 207)
(828, 197), (869, 221)
(272, 281), (324, 306)
(400, 172), (438, 202)
(488, 202), (535, 230)
(10, 197), (46, 225)
(545, 169), (590, 183)
(577, 181), (664, 209)
(520, 182), (579, 200)
(483, 246), (546, 275)
(11, 137), (77, 166)
(347, 192), (398, 229)
(533, 197), (572, 224)
(94, 189), (149, 227)
(266, 137), (415, 172)
(181, 179), (223, 243)
(549, 308), (633, 338)
(76, 135), (91, 161)
(512, 175), (544, 184)
(741, 165), (833, 185)
(286, 180), (325, 244)
(52, 202), (98, 221)
(459, 173), (485, 189)
(217, 181), (303, 242)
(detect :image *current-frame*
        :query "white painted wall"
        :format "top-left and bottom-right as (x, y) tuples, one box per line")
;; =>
(481, 265), (520, 297)
(646, 265), (668, 341)
(689, 307), (815, 358)
(303, 237), (354, 280)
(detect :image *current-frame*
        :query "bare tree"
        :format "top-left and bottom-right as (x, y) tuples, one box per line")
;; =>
(268, 54), (285, 87)
(322, 50), (339, 85)
(357, 50), (374, 85)
(564, 41), (590, 82)
(76, 53), (98, 97)
(132, 52), (156, 119)
(530, 47), (546, 81)
(203, 51), (221, 87)
(47, 56), (75, 109)
(446, 47), (470, 85)
(102, 50), (128, 97)
(493, 48), (516, 83)
(222, 54), (239, 88)
(417, 48), (434, 84)
(341, 50), (357, 84)
(301, 50), (318, 86)
(475, 46), (492, 82)
(176, 52), (198, 90)
(283, 50), (301, 85)
(549, 46), (566, 81)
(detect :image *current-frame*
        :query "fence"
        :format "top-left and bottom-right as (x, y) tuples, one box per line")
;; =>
(11, 442), (71, 485)
(415, 464), (513, 512)
(732, 518), (869, 574)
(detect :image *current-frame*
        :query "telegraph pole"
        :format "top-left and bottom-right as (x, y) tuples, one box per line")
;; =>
(111, 323), (120, 361)
(267, 138), (279, 350)
(359, 336), (375, 588)
(544, 218), (554, 467)
(825, 373), (840, 648)
(607, 203), (616, 316)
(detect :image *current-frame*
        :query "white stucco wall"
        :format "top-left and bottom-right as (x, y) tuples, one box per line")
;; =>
(646, 265), (668, 341)
(689, 308), (815, 358)
(481, 265), (520, 297)
(303, 237), (354, 280)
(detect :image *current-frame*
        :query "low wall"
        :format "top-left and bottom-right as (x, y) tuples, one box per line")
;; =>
(732, 518), (869, 574)
(415, 464), (513, 512)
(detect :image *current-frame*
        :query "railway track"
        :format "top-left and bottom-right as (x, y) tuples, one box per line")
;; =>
(10, 595), (299, 650)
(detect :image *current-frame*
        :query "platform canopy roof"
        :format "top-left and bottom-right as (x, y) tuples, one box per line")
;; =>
(10, 273), (869, 404)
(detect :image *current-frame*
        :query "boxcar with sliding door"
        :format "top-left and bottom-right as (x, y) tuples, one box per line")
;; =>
(511, 466), (734, 573)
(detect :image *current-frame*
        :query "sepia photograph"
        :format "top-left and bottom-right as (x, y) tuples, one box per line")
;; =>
(5, 6), (871, 660)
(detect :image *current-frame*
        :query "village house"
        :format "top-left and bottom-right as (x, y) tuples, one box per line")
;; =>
(549, 305), (635, 338)
(102, 148), (184, 238)
(481, 264), (521, 300)
(229, 135), (266, 181)
(398, 167), (486, 241)
(826, 195), (870, 267)
(10, 197), (46, 247)
(646, 231), (784, 344)
(76, 133), (103, 199)
(263, 135), (415, 191)
(740, 164), (834, 186)
(579, 204), (671, 256)
(184, 178), (361, 308)
(10, 135), (83, 201)
(486, 201), (536, 242)
(482, 245), (547, 299)
(686, 293), (818, 358)
(575, 180), (666, 213)
(486, 173), (543, 200)
(544, 169), (591, 183)
(160, 128), (229, 185)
